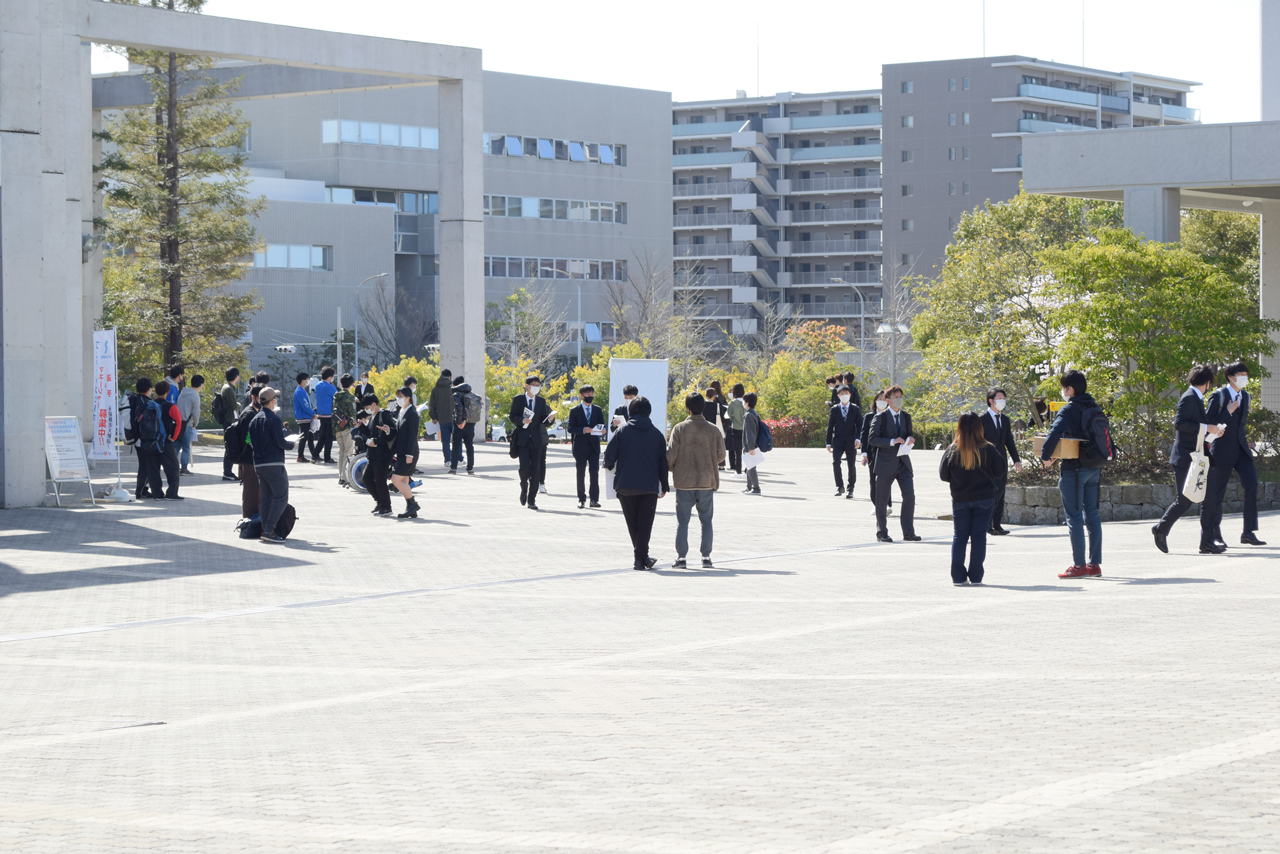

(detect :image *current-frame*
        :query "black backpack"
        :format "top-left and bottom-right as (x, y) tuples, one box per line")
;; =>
(136, 398), (165, 452)
(236, 505), (295, 539)
(211, 387), (229, 425)
(1078, 405), (1117, 467)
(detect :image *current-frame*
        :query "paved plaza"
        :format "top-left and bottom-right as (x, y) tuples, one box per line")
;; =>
(1, 441), (1278, 852)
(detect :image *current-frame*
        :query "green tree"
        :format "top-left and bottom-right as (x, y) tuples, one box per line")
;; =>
(1181, 209), (1260, 305)
(1045, 228), (1280, 464)
(97, 0), (262, 383)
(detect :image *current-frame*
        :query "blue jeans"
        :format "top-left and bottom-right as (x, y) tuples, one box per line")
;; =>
(438, 421), (453, 463)
(951, 499), (994, 584)
(178, 424), (195, 469)
(1060, 466), (1102, 566)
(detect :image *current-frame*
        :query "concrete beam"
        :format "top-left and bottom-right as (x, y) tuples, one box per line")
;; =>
(1123, 187), (1180, 243)
(1261, 203), (1280, 412)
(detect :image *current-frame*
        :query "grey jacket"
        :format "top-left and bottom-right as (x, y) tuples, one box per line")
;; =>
(742, 408), (761, 452)
(177, 387), (201, 433)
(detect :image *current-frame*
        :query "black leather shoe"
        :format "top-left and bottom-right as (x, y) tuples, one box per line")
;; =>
(876, 533), (893, 543)
(520, 485), (527, 506)
(589, 502), (602, 508)
(845, 492), (853, 500)
(578, 500), (585, 509)
(644, 556), (657, 569)
(1241, 532), (1267, 546)
(1152, 525), (1168, 554)
(527, 501), (538, 511)
(990, 526), (1010, 536)
(902, 534), (922, 542)
(1214, 539), (1229, 550)
(834, 489), (844, 497)
(1199, 542), (1227, 554)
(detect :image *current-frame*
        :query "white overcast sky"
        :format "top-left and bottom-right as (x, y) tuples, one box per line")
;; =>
(92, 0), (1263, 122)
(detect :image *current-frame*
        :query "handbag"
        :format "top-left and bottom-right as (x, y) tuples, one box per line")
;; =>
(1181, 425), (1210, 503)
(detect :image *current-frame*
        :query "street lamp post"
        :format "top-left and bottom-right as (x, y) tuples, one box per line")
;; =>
(830, 278), (870, 356)
(353, 272), (390, 377)
(541, 266), (583, 368)
(876, 321), (911, 387)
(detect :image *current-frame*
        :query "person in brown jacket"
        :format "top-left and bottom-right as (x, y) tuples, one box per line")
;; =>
(666, 392), (727, 569)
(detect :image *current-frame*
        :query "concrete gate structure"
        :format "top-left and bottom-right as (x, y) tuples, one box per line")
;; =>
(0, 0), (485, 507)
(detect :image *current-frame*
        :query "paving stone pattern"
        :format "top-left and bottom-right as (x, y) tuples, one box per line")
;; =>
(1, 443), (1278, 852)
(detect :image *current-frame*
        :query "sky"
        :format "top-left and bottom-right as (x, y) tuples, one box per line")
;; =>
(92, 0), (1263, 123)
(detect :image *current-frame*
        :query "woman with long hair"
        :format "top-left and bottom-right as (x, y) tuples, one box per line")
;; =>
(938, 412), (1007, 585)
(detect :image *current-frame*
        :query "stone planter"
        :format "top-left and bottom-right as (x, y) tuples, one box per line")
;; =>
(1003, 479), (1280, 526)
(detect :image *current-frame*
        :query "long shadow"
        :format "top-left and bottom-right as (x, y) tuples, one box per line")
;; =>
(971, 584), (1085, 592)
(1103, 576), (1219, 585)
(651, 567), (797, 577)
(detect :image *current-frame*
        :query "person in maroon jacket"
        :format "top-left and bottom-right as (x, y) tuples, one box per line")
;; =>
(152, 380), (185, 500)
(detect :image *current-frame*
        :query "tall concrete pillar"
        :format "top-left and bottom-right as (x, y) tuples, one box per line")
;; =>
(437, 76), (486, 402)
(1260, 204), (1280, 412)
(1123, 186), (1181, 243)
(1263, 0), (1280, 121)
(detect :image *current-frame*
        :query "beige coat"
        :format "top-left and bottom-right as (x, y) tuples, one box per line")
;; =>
(666, 415), (727, 491)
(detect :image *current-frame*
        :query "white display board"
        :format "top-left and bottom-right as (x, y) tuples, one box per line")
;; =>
(45, 416), (95, 507)
(608, 358), (669, 438)
(89, 329), (119, 461)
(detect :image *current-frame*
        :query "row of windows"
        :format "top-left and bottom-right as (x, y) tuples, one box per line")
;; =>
(325, 187), (440, 214)
(483, 134), (627, 166)
(902, 78), (970, 93)
(321, 120), (440, 149)
(900, 182), (969, 196)
(901, 112), (969, 128)
(901, 147), (971, 162)
(484, 256), (629, 281)
(483, 195), (628, 224)
(253, 244), (333, 271)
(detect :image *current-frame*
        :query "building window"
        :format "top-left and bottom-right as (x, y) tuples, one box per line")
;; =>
(949, 183), (957, 195)
(901, 253), (913, 265)
(482, 195), (625, 223)
(902, 115), (914, 128)
(484, 256), (628, 280)
(902, 81), (914, 94)
(963, 112), (970, 125)
(901, 150), (913, 162)
(948, 217), (957, 231)
(963, 77), (970, 90)
(901, 184), (913, 197)
(948, 147), (956, 161)
(323, 119), (438, 149)
(902, 219), (914, 231)
(949, 78), (957, 91)
(963, 182), (970, 195)
(253, 244), (332, 271)
(949, 113), (957, 126)
(963, 147), (970, 160)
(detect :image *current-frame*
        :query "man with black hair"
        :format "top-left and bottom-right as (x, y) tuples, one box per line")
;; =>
(429, 369), (456, 468)
(870, 385), (919, 542)
(1201, 361), (1267, 551)
(1041, 370), (1102, 578)
(391, 386), (421, 518)
(232, 385), (263, 517)
(726, 383), (746, 474)
(450, 375), (479, 475)
(667, 392), (725, 568)
(510, 376), (553, 510)
(314, 366), (337, 464)
(129, 377), (164, 500)
(1153, 365), (1223, 553)
(244, 371), (269, 410)
(361, 393), (396, 516)
(249, 387), (295, 544)
(569, 385), (605, 507)
(605, 396), (669, 570)
(614, 384), (639, 428)
(334, 374), (358, 486)
(152, 380), (184, 500)
(825, 384), (861, 499)
(742, 392), (764, 495)
(982, 387), (1022, 535)
(177, 374), (203, 475)
(293, 372), (318, 463)
(164, 365), (184, 405)
(218, 367), (241, 482)
(843, 372), (862, 411)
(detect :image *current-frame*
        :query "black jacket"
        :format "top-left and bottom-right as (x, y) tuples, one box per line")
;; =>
(509, 394), (552, 448)
(825, 402), (863, 450)
(1041, 392), (1099, 471)
(831, 385), (862, 411)
(393, 404), (420, 458)
(869, 408), (914, 475)
(939, 443), (1007, 503)
(364, 410), (398, 462)
(568, 402), (605, 460)
(1170, 387), (1209, 467)
(859, 409), (880, 460)
(981, 410), (1020, 465)
(451, 383), (474, 425)
(603, 414), (670, 494)
(1205, 385), (1251, 464)
(428, 375), (454, 423)
(248, 407), (293, 467)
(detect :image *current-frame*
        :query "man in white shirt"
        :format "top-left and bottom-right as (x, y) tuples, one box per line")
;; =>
(1200, 361), (1266, 551)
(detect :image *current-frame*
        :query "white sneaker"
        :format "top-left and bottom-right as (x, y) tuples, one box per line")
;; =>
(539, 484), (548, 494)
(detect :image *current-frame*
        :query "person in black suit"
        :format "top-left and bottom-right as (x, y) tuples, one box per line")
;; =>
(360, 394), (397, 516)
(509, 376), (554, 510)
(1153, 365), (1222, 553)
(825, 384), (862, 499)
(1200, 361), (1266, 552)
(612, 384), (638, 431)
(860, 391), (891, 509)
(390, 386), (421, 518)
(842, 372), (863, 412)
(869, 385), (919, 542)
(569, 385), (605, 508)
(982, 387), (1023, 536)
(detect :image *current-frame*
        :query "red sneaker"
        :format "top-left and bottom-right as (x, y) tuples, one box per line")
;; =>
(1084, 564), (1102, 577)
(1058, 565), (1090, 579)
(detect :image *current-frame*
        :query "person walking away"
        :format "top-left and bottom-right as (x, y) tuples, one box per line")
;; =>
(741, 392), (764, 495)
(604, 396), (670, 570)
(164, 366), (184, 405)
(333, 374), (358, 486)
(1153, 366), (1223, 553)
(982, 388), (1022, 535)
(509, 376), (553, 510)
(390, 386), (421, 518)
(825, 384), (861, 499)
(667, 393), (725, 568)
(1200, 361), (1267, 552)
(128, 378), (164, 500)
(429, 369), (455, 468)
(843, 372), (862, 412)
(293, 373), (318, 463)
(940, 413), (1007, 585)
(231, 385), (262, 517)
(249, 388), (295, 543)
(176, 374), (203, 475)
(362, 394), (396, 516)
(869, 385), (920, 542)
(215, 368), (241, 482)
(450, 375), (480, 475)
(314, 367), (338, 464)
(152, 380), (184, 500)
(726, 383), (746, 475)
(569, 385), (605, 507)
(1040, 370), (1104, 578)
(860, 391), (891, 512)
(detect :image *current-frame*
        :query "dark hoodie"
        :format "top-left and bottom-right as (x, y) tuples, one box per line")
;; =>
(428, 375), (454, 423)
(603, 414), (670, 494)
(1041, 391), (1100, 471)
(452, 382), (474, 424)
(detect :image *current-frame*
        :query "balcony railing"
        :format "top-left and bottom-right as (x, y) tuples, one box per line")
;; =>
(673, 180), (754, 198)
(673, 212), (753, 228)
(789, 300), (884, 317)
(673, 151), (749, 167)
(789, 144), (882, 162)
(790, 206), (881, 224)
(674, 272), (755, 289)
(672, 120), (748, 138)
(789, 238), (882, 255)
(1162, 103), (1200, 121)
(790, 112), (883, 131)
(674, 241), (752, 258)
(787, 175), (883, 193)
(695, 303), (756, 318)
(1018, 118), (1093, 134)
(787, 271), (882, 285)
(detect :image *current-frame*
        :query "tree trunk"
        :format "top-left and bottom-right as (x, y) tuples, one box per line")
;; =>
(161, 49), (182, 370)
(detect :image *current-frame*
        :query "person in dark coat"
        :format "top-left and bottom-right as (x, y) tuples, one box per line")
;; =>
(428, 369), (455, 467)
(981, 387), (1022, 536)
(391, 386), (421, 518)
(1153, 365), (1222, 553)
(1040, 370), (1103, 578)
(361, 394), (397, 516)
(603, 396), (670, 570)
(860, 390), (890, 508)
(568, 385), (605, 508)
(825, 384), (862, 499)
(869, 385), (919, 542)
(939, 412), (1008, 585)
(1200, 361), (1266, 551)
(509, 376), (554, 510)
(248, 388), (295, 544)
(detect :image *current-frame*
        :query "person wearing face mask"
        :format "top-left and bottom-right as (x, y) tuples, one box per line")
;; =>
(1200, 362), (1266, 551)
(568, 385), (605, 508)
(869, 385), (919, 543)
(361, 394), (396, 516)
(613, 384), (639, 431)
(510, 376), (554, 509)
(827, 376), (841, 405)
(982, 388), (1022, 536)
(248, 388), (296, 544)
(390, 387), (421, 518)
(859, 390), (891, 514)
(1152, 365), (1224, 553)
(825, 384), (862, 499)
(726, 383), (746, 475)
(1040, 370), (1104, 578)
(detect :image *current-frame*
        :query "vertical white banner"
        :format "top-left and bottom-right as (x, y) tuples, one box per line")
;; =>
(89, 329), (119, 461)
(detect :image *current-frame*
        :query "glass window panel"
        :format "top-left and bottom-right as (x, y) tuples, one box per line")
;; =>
(569, 200), (585, 221)
(381, 124), (399, 146)
(601, 260), (614, 280)
(600, 202), (614, 223)
(555, 199), (568, 220)
(538, 138), (555, 159)
(588, 201), (600, 222)
(505, 135), (521, 156)
(587, 143), (600, 162)
(330, 187), (354, 204)
(599, 144), (614, 165)
(425, 193), (438, 214)
(570, 259), (584, 276)
(502, 197), (517, 217)
(555, 259), (568, 274)
(401, 126), (419, 148)
(555, 140), (568, 160)
(490, 134), (505, 156)
(539, 198), (554, 219)
(321, 120), (338, 144)
(524, 137), (538, 157)
(253, 250), (266, 267)
(519, 197), (536, 218)
(353, 188), (375, 204)
(483, 257), (491, 277)
(360, 121), (379, 144)
(490, 257), (505, 277)
(616, 260), (627, 281)
(288, 245), (310, 269)
(569, 141), (585, 161)
(540, 260), (554, 278)
(482, 195), (489, 215)
(524, 259), (538, 278)
(615, 202), (626, 224)
(266, 244), (288, 267)
(400, 192), (418, 213)
(340, 120), (359, 143)
(588, 261), (600, 280)
(490, 195), (504, 215)
(421, 127), (438, 149)
(616, 145), (626, 166)
(376, 190), (396, 207)
(311, 246), (324, 268)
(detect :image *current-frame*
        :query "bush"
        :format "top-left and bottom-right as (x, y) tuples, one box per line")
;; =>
(764, 417), (814, 448)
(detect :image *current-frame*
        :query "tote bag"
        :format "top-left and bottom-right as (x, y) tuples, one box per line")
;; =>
(1181, 424), (1210, 503)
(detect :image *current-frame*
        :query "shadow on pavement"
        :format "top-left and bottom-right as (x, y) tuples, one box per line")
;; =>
(972, 584), (1085, 592)
(1103, 576), (1219, 585)
(652, 567), (797, 577)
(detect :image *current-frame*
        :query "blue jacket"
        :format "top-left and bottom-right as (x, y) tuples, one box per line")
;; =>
(314, 380), (336, 416)
(249, 407), (293, 467)
(293, 385), (315, 421)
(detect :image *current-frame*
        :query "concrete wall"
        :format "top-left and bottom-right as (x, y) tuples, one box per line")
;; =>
(1264, 0), (1280, 122)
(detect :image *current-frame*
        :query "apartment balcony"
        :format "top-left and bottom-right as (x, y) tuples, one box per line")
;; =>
(731, 254), (778, 288)
(1017, 118), (1094, 134)
(731, 130), (777, 165)
(785, 144), (882, 164)
(731, 223), (778, 258)
(673, 212), (753, 229)
(1161, 103), (1200, 122)
(783, 238), (882, 257)
(672, 120), (749, 138)
(673, 180), (754, 198)
(785, 206), (881, 225)
(673, 272), (755, 290)
(674, 241), (752, 259)
(695, 303), (757, 319)
(782, 175), (883, 194)
(788, 300), (884, 318)
(780, 271), (882, 286)
(731, 192), (779, 227)
(764, 113), (883, 134)
(673, 151), (749, 169)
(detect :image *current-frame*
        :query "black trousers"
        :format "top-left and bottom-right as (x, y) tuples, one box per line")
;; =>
(1201, 453), (1259, 542)
(875, 465), (915, 537)
(618, 493), (659, 565)
(518, 442), (545, 496)
(539, 443), (548, 484)
(365, 456), (392, 510)
(159, 443), (181, 498)
(866, 455), (891, 505)
(316, 416), (334, 462)
(450, 423), (475, 470)
(728, 429), (743, 473)
(1156, 457), (1195, 536)
(576, 454), (600, 502)
(221, 425), (236, 477)
(832, 445), (856, 492)
(135, 447), (162, 498)
(991, 478), (1008, 529)
(297, 426), (319, 460)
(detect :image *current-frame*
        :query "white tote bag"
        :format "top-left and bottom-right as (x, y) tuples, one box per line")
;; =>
(1181, 424), (1210, 503)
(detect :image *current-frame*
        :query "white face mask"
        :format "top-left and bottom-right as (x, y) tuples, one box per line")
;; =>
(528, 386), (540, 396)
(1062, 390), (1071, 401)
(1233, 375), (1248, 390)
(839, 394), (851, 404)
(876, 400), (888, 412)
(888, 397), (903, 411)
(993, 399), (1007, 412)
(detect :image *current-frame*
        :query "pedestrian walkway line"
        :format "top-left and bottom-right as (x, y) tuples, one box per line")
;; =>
(0, 536), (946, 646)
(800, 724), (1280, 854)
